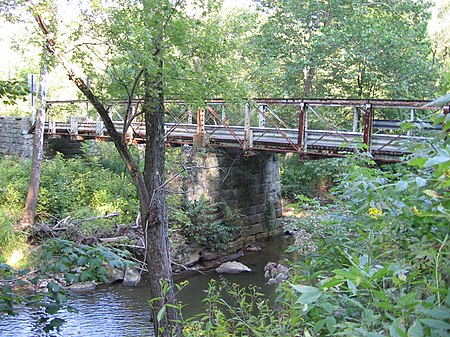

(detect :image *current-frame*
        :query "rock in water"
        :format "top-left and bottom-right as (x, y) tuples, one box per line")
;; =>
(215, 261), (252, 274)
(123, 266), (141, 286)
(106, 265), (124, 284)
(68, 281), (96, 293)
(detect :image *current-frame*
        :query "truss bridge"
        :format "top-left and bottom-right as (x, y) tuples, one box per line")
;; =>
(44, 98), (447, 162)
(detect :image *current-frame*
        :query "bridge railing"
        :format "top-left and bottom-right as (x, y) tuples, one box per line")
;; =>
(44, 98), (447, 161)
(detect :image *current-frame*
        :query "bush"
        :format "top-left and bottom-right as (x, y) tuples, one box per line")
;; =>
(280, 156), (342, 201)
(36, 154), (138, 224)
(169, 195), (241, 250)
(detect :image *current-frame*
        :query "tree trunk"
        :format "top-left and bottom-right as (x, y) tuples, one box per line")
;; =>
(22, 52), (48, 227)
(303, 66), (315, 97)
(141, 61), (182, 336)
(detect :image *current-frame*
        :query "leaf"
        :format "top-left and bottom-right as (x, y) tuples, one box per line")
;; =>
(43, 317), (66, 333)
(80, 270), (94, 282)
(325, 316), (336, 334)
(372, 290), (390, 302)
(396, 181), (408, 191)
(421, 308), (450, 320)
(420, 319), (450, 330)
(415, 177), (427, 187)
(296, 289), (322, 304)
(156, 306), (166, 322)
(408, 157), (427, 167)
(291, 284), (318, 293)
(407, 321), (423, 337)
(424, 155), (449, 168)
(423, 190), (443, 199)
(65, 273), (79, 284)
(319, 301), (334, 314)
(347, 279), (357, 295)
(313, 319), (326, 333)
(321, 278), (345, 289)
(398, 292), (417, 308)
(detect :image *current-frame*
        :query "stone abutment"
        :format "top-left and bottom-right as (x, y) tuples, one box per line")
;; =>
(0, 117), (33, 158)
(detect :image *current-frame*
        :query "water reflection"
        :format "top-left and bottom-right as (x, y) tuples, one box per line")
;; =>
(0, 238), (291, 337)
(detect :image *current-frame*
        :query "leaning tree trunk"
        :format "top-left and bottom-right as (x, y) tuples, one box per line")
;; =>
(22, 52), (48, 227)
(141, 62), (182, 337)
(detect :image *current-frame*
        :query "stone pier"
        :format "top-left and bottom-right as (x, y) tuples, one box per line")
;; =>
(184, 148), (283, 252)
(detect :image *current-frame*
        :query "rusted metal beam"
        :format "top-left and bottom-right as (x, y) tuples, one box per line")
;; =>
(47, 98), (443, 110)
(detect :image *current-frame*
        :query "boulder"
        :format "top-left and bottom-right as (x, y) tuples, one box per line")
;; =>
(245, 241), (262, 252)
(106, 265), (124, 284)
(170, 233), (203, 270)
(69, 281), (96, 293)
(215, 261), (252, 274)
(123, 266), (141, 286)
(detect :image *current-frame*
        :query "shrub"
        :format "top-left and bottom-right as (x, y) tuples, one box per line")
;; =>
(170, 195), (241, 250)
(280, 156), (342, 201)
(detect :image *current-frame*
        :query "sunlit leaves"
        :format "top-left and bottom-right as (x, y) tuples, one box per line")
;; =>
(254, 0), (437, 99)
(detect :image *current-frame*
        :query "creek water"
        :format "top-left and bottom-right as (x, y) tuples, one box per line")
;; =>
(0, 238), (292, 337)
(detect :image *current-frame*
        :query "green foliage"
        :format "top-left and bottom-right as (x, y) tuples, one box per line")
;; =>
(81, 141), (143, 175)
(0, 153), (138, 260)
(0, 157), (30, 262)
(184, 279), (304, 337)
(170, 195), (241, 250)
(0, 79), (29, 105)
(0, 210), (26, 263)
(39, 238), (133, 284)
(0, 261), (76, 333)
(187, 112), (449, 336)
(280, 156), (342, 201)
(37, 154), (137, 224)
(0, 238), (132, 333)
(149, 279), (187, 336)
(254, 0), (438, 99)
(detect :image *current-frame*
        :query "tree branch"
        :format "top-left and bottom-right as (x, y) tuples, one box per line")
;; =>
(28, 1), (150, 206)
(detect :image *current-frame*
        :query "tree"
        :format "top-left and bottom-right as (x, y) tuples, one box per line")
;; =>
(430, 0), (450, 94)
(254, 0), (438, 99)
(21, 51), (48, 227)
(27, 0), (251, 335)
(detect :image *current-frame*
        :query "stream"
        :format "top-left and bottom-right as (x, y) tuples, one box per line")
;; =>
(0, 238), (292, 337)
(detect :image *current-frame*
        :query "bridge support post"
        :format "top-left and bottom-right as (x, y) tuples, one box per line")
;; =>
(244, 102), (253, 150)
(353, 107), (360, 132)
(297, 103), (307, 154)
(363, 103), (373, 152)
(96, 119), (104, 136)
(69, 117), (78, 135)
(193, 107), (207, 147)
(258, 105), (266, 127)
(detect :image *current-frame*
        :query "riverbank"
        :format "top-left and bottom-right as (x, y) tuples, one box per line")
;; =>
(0, 237), (293, 337)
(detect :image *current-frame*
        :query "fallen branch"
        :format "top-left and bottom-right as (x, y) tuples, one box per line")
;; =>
(72, 212), (120, 225)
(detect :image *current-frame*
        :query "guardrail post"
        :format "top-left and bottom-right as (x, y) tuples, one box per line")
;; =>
(244, 102), (252, 150)
(188, 107), (193, 124)
(96, 119), (104, 136)
(258, 105), (266, 127)
(221, 105), (227, 124)
(353, 107), (360, 132)
(193, 107), (207, 147)
(363, 103), (373, 152)
(69, 116), (78, 135)
(297, 103), (307, 154)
